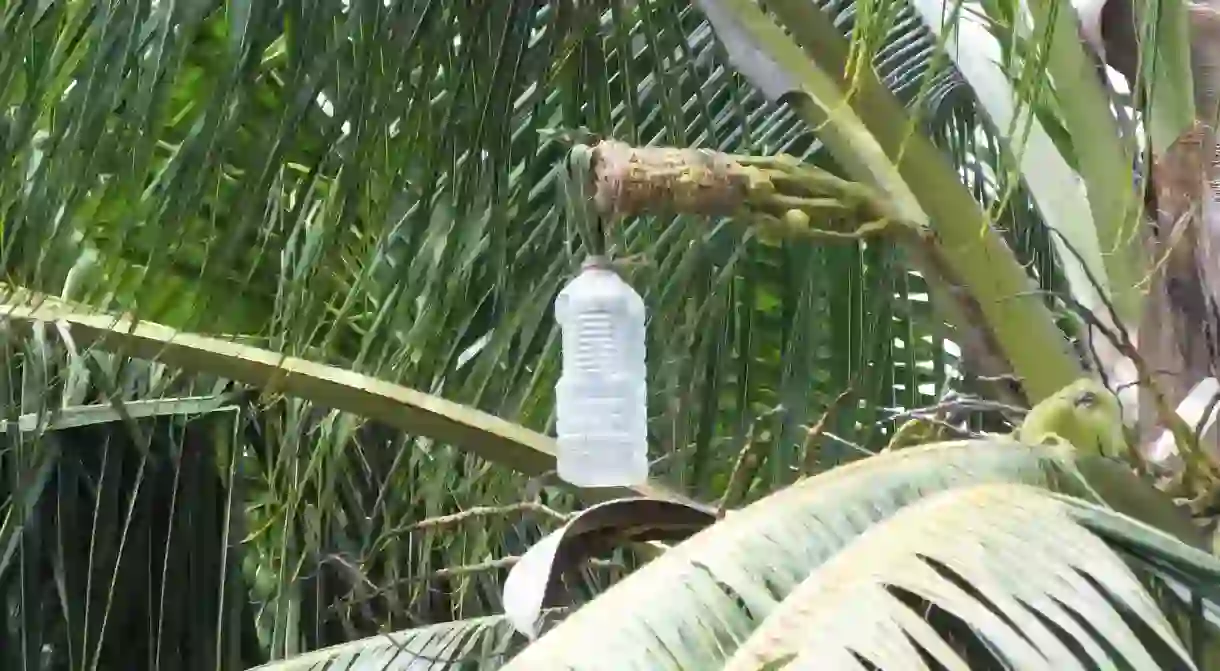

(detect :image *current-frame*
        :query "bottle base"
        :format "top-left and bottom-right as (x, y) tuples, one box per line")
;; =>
(557, 455), (649, 489)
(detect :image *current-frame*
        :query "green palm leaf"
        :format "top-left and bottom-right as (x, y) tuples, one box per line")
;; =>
(723, 484), (1218, 670)
(499, 439), (1198, 669)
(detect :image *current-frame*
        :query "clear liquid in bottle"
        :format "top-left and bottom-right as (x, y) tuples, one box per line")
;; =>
(554, 261), (648, 487)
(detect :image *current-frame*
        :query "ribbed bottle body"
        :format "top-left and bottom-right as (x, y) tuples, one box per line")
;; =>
(554, 267), (648, 487)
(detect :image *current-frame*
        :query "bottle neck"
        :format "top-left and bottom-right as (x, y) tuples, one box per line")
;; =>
(581, 255), (611, 271)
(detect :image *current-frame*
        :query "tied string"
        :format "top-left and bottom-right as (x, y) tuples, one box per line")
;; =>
(562, 144), (608, 263)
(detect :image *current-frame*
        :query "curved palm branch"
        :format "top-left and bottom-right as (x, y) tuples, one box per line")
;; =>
(498, 439), (1199, 669)
(722, 484), (1219, 670)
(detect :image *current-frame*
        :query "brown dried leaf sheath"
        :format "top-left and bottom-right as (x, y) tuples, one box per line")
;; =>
(591, 140), (754, 217)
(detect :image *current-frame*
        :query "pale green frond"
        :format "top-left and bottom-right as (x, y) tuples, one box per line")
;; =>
(247, 613), (530, 671)
(724, 483), (1215, 670)
(1055, 490), (1220, 656)
(499, 439), (1194, 669)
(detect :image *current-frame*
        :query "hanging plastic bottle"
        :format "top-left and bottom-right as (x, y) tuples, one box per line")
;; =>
(554, 257), (648, 487)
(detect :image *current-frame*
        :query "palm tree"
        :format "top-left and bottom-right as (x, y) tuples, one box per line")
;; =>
(1, 0), (1217, 668)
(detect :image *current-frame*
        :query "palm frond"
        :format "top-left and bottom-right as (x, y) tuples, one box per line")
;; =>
(1059, 490), (1220, 662)
(723, 483), (1217, 670)
(0, 303), (571, 664)
(0, 332), (260, 670)
(499, 439), (1195, 669)
(247, 613), (531, 671)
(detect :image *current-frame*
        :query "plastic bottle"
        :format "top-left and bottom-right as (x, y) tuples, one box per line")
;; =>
(554, 258), (648, 487)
